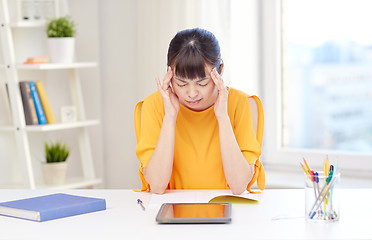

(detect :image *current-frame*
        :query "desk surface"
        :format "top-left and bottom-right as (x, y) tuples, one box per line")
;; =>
(0, 189), (371, 240)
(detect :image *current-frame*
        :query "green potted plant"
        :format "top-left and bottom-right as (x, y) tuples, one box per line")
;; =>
(41, 141), (70, 185)
(46, 16), (76, 63)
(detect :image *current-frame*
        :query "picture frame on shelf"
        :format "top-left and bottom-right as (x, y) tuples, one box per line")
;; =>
(60, 106), (77, 123)
(16, 0), (60, 23)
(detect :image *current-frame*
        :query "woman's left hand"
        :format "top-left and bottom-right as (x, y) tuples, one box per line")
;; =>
(210, 68), (228, 120)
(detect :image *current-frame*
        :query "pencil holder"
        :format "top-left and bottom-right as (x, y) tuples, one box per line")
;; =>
(304, 171), (340, 222)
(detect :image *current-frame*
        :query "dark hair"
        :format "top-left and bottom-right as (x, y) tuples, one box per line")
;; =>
(167, 28), (221, 80)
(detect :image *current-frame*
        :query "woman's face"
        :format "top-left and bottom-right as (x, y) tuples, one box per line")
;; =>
(171, 65), (218, 111)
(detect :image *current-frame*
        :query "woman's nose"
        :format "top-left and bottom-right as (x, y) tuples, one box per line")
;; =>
(187, 85), (199, 99)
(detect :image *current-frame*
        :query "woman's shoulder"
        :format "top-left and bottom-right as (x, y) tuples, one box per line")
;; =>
(228, 87), (250, 98)
(143, 91), (162, 103)
(142, 91), (164, 112)
(228, 87), (252, 106)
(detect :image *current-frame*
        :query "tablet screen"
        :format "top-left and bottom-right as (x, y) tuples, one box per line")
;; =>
(156, 203), (231, 223)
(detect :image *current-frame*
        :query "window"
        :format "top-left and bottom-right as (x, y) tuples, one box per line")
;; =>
(262, 0), (372, 173)
(282, 0), (372, 153)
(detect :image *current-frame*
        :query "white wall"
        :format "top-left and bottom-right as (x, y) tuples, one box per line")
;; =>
(98, 0), (140, 188)
(68, 0), (104, 186)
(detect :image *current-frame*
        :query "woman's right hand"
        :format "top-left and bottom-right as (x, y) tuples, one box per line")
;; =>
(156, 66), (180, 119)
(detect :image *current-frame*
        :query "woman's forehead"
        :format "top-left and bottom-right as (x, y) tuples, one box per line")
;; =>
(174, 75), (209, 82)
(172, 65), (213, 81)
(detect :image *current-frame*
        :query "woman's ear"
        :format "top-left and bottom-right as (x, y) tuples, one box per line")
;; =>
(218, 62), (224, 75)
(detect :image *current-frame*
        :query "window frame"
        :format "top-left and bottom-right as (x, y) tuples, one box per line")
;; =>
(260, 0), (372, 176)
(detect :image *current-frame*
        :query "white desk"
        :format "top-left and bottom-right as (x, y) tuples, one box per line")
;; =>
(0, 189), (371, 240)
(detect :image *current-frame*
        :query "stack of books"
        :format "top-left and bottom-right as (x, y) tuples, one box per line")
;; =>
(19, 80), (56, 125)
(24, 56), (49, 64)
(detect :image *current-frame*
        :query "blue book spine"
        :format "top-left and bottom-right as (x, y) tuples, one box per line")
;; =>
(29, 81), (47, 125)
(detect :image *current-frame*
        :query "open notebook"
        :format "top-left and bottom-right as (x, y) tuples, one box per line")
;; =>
(150, 190), (259, 205)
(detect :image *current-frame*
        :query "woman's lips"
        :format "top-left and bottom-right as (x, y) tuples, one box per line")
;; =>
(186, 99), (202, 105)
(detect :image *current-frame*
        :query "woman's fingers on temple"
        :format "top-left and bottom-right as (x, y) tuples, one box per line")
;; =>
(210, 68), (219, 86)
(156, 77), (162, 91)
(211, 68), (224, 90)
(162, 66), (173, 90)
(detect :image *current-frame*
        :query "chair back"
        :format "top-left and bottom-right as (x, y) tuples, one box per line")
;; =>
(247, 95), (265, 192)
(134, 101), (144, 143)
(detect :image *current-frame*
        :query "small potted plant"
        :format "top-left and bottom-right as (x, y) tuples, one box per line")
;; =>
(46, 16), (76, 63)
(41, 141), (70, 185)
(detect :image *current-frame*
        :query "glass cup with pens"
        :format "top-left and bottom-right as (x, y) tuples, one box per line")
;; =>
(302, 158), (340, 222)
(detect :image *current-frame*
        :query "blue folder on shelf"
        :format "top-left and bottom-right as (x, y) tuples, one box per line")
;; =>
(0, 193), (106, 222)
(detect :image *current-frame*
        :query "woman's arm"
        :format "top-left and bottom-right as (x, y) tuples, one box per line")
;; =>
(143, 115), (176, 194)
(210, 68), (254, 195)
(143, 67), (179, 194)
(217, 116), (254, 195)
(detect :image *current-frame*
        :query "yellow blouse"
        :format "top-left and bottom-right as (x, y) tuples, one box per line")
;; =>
(135, 88), (262, 191)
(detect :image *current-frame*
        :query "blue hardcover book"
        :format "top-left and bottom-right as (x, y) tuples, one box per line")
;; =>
(29, 81), (47, 124)
(0, 193), (106, 222)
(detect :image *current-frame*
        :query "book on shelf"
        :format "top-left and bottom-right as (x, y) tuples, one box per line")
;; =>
(19, 81), (38, 125)
(29, 81), (47, 125)
(0, 193), (106, 222)
(24, 56), (49, 64)
(35, 80), (56, 124)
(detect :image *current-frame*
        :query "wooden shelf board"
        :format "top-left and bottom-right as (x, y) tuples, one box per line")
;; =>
(25, 120), (100, 132)
(17, 62), (98, 70)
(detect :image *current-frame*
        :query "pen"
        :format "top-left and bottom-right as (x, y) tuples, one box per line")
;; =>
(310, 170), (317, 198)
(310, 177), (336, 219)
(137, 198), (146, 211)
(308, 170), (335, 218)
(314, 172), (320, 197)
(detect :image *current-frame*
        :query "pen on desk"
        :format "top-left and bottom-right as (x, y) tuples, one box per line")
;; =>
(137, 198), (146, 211)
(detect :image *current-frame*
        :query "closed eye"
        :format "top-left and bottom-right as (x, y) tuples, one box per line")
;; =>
(198, 82), (208, 87)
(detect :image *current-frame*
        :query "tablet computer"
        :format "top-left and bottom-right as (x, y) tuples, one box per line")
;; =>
(156, 203), (232, 224)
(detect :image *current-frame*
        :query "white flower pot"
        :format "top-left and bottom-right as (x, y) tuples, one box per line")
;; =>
(42, 162), (68, 185)
(47, 37), (75, 63)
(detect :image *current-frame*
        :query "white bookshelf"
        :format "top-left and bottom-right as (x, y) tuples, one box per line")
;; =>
(0, 0), (102, 189)
(25, 120), (99, 132)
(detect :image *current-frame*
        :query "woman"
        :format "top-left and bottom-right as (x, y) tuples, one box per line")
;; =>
(135, 28), (263, 194)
